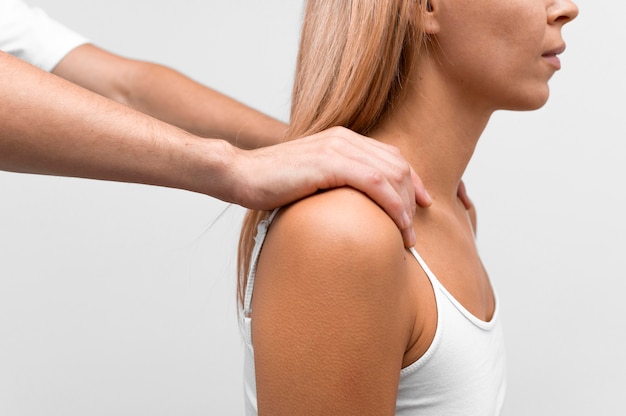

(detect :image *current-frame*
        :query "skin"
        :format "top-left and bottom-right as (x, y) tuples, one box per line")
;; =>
(52, 44), (284, 150)
(250, 0), (578, 414)
(0, 45), (434, 247)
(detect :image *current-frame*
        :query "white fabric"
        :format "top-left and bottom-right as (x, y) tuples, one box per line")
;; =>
(0, 0), (87, 71)
(241, 210), (279, 416)
(395, 248), (507, 415)
(242, 209), (507, 415)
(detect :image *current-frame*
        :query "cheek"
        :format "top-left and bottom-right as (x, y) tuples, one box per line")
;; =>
(497, 10), (546, 60)
(433, 5), (549, 110)
(438, 2), (546, 67)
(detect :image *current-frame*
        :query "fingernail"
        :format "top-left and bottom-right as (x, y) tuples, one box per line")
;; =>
(409, 228), (416, 247)
(425, 190), (432, 204)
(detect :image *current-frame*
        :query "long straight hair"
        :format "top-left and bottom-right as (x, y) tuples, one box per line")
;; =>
(238, 0), (429, 306)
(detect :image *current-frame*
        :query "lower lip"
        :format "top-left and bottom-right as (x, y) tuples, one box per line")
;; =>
(543, 54), (561, 70)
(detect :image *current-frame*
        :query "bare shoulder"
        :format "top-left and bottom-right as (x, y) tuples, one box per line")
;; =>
(255, 187), (412, 304)
(265, 187), (406, 270)
(253, 186), (415, 347)
(252, 187), (416, 413)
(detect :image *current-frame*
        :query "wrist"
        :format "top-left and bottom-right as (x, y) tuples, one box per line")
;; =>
(176, 135), (246, 204)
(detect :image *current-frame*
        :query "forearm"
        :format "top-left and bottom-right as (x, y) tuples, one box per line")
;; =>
(0, 51), (238, 199)
(4, 50), (428, 235)
(125, 62), (286, 149)
(52, 44), (287, 149)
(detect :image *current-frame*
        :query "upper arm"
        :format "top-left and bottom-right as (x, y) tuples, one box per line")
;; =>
(250, 189), (414, 415)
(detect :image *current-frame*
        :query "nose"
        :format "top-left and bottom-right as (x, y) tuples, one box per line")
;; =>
(548, 0), (579, 25)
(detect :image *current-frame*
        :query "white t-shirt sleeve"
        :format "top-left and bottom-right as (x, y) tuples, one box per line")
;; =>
(0, 0), (88, 71)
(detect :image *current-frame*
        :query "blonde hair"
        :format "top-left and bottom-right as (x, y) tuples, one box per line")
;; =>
(238, 0), (429, 306)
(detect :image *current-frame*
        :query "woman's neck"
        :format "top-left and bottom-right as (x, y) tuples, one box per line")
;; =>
(371, 63), (494, 208)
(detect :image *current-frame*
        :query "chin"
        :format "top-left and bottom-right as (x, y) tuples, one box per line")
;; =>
(503, 86), (550, 111)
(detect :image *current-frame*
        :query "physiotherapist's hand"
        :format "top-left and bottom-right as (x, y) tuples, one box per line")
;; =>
(457, 180), (473, 211)
(457, 180), (477, 233)
(231, 126), (431, 248)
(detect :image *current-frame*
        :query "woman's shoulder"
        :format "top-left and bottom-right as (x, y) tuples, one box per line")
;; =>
(251, 189), (419, 413)
(255, 187), (413, 315)
(271, 186), (405, 257)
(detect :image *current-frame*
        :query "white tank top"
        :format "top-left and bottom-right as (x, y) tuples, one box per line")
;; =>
(241, 210), (507, 415)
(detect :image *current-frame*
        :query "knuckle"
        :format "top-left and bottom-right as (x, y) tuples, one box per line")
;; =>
(328, 126), (349, 139)
(327, 134), (351, 151)
(367, 170), (385, 186)
(389, 166), (406, 184)
(401, 160), (412, 175)
(390, 145), (403, 156)
(381, 141), (402, 155)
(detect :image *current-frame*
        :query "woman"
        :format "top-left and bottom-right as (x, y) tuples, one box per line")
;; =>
(239, 0), (578, 414)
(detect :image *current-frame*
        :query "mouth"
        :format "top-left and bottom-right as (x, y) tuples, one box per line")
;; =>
(542, 44), (566, 57)
(542, 44), (566, 70)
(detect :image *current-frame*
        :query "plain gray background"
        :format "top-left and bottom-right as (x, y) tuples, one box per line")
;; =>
(1, 1), (624, 415)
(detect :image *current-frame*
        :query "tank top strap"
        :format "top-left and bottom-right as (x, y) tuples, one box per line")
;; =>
(409, 247), (498, 329)
(242, 208), (280, 317)
(409, 247), (444, 291)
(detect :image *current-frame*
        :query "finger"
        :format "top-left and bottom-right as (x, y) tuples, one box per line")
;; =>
(319, 130), (421, 245)
(401, 226), (417, 249)
(356, 142), (428, 212)
(410, 165), (431, 208)
(337, 133), (430, 208)
(457, 180), (473, 210)
(334, 160), (416, 247)
(259, 127), (422, 247)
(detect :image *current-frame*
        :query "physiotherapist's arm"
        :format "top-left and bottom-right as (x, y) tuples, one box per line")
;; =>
(0, 51), (239, 199)
(52, 44), (285, 150)
(0, 52), (426, 246)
